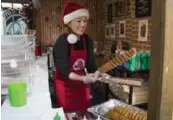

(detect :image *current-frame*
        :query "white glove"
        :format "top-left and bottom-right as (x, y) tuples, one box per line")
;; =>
(93, 71), (101, 81)
(82, 73), (96, 84)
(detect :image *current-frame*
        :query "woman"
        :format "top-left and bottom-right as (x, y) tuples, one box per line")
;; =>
(53, 2), (99, 112)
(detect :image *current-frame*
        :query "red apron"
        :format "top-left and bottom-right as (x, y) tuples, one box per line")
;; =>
(54, 35), (91, 112)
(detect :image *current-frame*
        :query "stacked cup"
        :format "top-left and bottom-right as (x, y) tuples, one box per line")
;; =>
(8, 82), (27, 107)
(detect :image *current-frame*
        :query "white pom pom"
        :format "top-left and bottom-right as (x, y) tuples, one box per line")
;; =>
(67, 34), (77, 44)
(10, 59), (17, 68)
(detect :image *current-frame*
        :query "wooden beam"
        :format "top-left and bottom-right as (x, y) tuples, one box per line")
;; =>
(148, 0), (173, 119)
(1, 0), (29, 3)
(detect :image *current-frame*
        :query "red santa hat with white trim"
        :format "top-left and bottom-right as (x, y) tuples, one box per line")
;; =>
(62, 2), (89, 44)
(62, 2), (89, 25)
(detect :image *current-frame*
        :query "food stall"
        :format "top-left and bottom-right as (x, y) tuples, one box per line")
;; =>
(46, 47), (148, 120)
(2, 0), (173, 119)
(2, 44), (148, 120)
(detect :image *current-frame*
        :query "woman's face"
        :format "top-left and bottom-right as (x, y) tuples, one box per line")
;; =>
(68, 16), (88, 35)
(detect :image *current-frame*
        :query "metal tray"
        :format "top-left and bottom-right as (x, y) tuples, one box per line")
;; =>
(88, 99), (147, 120)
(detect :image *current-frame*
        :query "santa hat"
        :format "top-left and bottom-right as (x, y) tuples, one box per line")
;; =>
(62, 2), (89, 44)
(62, 2), (89, 25)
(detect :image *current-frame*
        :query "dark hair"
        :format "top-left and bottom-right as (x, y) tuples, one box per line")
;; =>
(64, 25), (70, 33)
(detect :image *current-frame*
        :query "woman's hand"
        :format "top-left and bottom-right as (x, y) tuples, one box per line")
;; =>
(82, 73), (96, 84)
(93, 71), (101, 81)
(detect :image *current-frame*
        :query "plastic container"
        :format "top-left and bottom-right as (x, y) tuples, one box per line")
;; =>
(1, 35), (36, 95)
(147, 51), (150, 70)
(135, 52), (141, 70)
(8, 82), (27, 107)
(140, 52), (148, 71)
(128, 55), (136, 72)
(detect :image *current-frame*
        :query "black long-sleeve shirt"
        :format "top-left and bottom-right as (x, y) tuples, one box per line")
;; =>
(53, 33), (97, 80)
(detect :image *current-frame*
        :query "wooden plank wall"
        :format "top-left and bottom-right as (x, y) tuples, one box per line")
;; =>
(33, 0), (103, 48)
